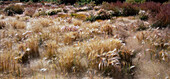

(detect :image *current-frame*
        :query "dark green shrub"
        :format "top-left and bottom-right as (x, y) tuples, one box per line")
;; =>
(126, 0), (146, 3)
(4, 4), (24, 16)
(58, 0), (77, 4)
(78, 0), (92, 5)
(139, 15), (148, 20)
(122, 3), (139, 16)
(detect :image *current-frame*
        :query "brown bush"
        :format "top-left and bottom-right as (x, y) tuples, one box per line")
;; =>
(4, 4), (24, 16)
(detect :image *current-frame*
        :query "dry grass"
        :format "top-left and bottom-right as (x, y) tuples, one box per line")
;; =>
(30, 21), (43, 33)
(63, 32), (79, 45)
(58, 38), (122, 72)
(0, 21), (6, 29)
(17, 36), (40, 64)
(0, 3), (169, 79)
(100, 24), (113, 35)
(44, 40), (58, 59)
(9, 20), (26, 29)
(134, 60), (170, 79)
(0, 51), (22, 77)
(73, 20), (82, 26)
(58, 14), (70, 18)
(71, 13), (87, 20)
(38, 18), (53, 27)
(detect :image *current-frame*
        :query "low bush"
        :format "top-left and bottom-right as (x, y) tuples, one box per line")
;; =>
(102, 2), (139, 16)
(86, 9), (113, 22)
(96, 9), (112, 19)
(122, 3), (139, 16)
(102, 2), (123, 16)
(140, 2), (161, 14)
(24, 8), (36, 17)
(139, 14), (148, 20)
(4, 4), (24, 16)
(126, 0), (146, 3)
(153, 4), (170, 28)
(58, 0), (77, 4)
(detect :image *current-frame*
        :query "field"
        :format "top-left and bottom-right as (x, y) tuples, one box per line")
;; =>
(0, 1), (170, 79)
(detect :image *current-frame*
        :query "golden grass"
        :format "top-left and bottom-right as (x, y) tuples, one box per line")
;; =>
(0, 21), (6, 29)
(31, 21), (43, 33)
(36, 18), (53, 27)
(0, 51), (22, 77)
(58, 38), (122, 72)
(58, 14), (70, 18)
(71, 13), (87, 21)
(73, 20), (82, 26)
(44, 40), (58, 59)
(100, 24), (113, 35)
(63, 32), (79, 45)
(9, 20), (26, 29)
(16, 36), (40, 64)
(25, 36), (40, 58)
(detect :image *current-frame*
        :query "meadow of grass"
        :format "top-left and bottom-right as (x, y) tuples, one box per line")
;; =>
(0, 1), (169, 79)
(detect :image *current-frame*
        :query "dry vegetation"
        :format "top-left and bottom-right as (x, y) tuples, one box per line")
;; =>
(0, 1), (169, 79)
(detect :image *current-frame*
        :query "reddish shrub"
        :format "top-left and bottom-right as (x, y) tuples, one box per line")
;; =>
(140, 2), (161, 14)
(102, 2), (139, 16)
(102, 1), (123, 11)
(152, 4), (170, 28)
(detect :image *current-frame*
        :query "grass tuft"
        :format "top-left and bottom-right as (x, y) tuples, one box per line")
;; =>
(0, 21), (6, 29)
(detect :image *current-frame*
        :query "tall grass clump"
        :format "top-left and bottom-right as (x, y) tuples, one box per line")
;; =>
(9, 20), (26, 29)
(17, 36), (40, 64)
(58, 38), (122, 73)
(0, 51), (22, 77)
(0, 21), (6, 29)
(44, 40), (58, 59)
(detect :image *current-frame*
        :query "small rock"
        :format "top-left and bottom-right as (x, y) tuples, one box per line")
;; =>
(40, 68), (47, 72)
